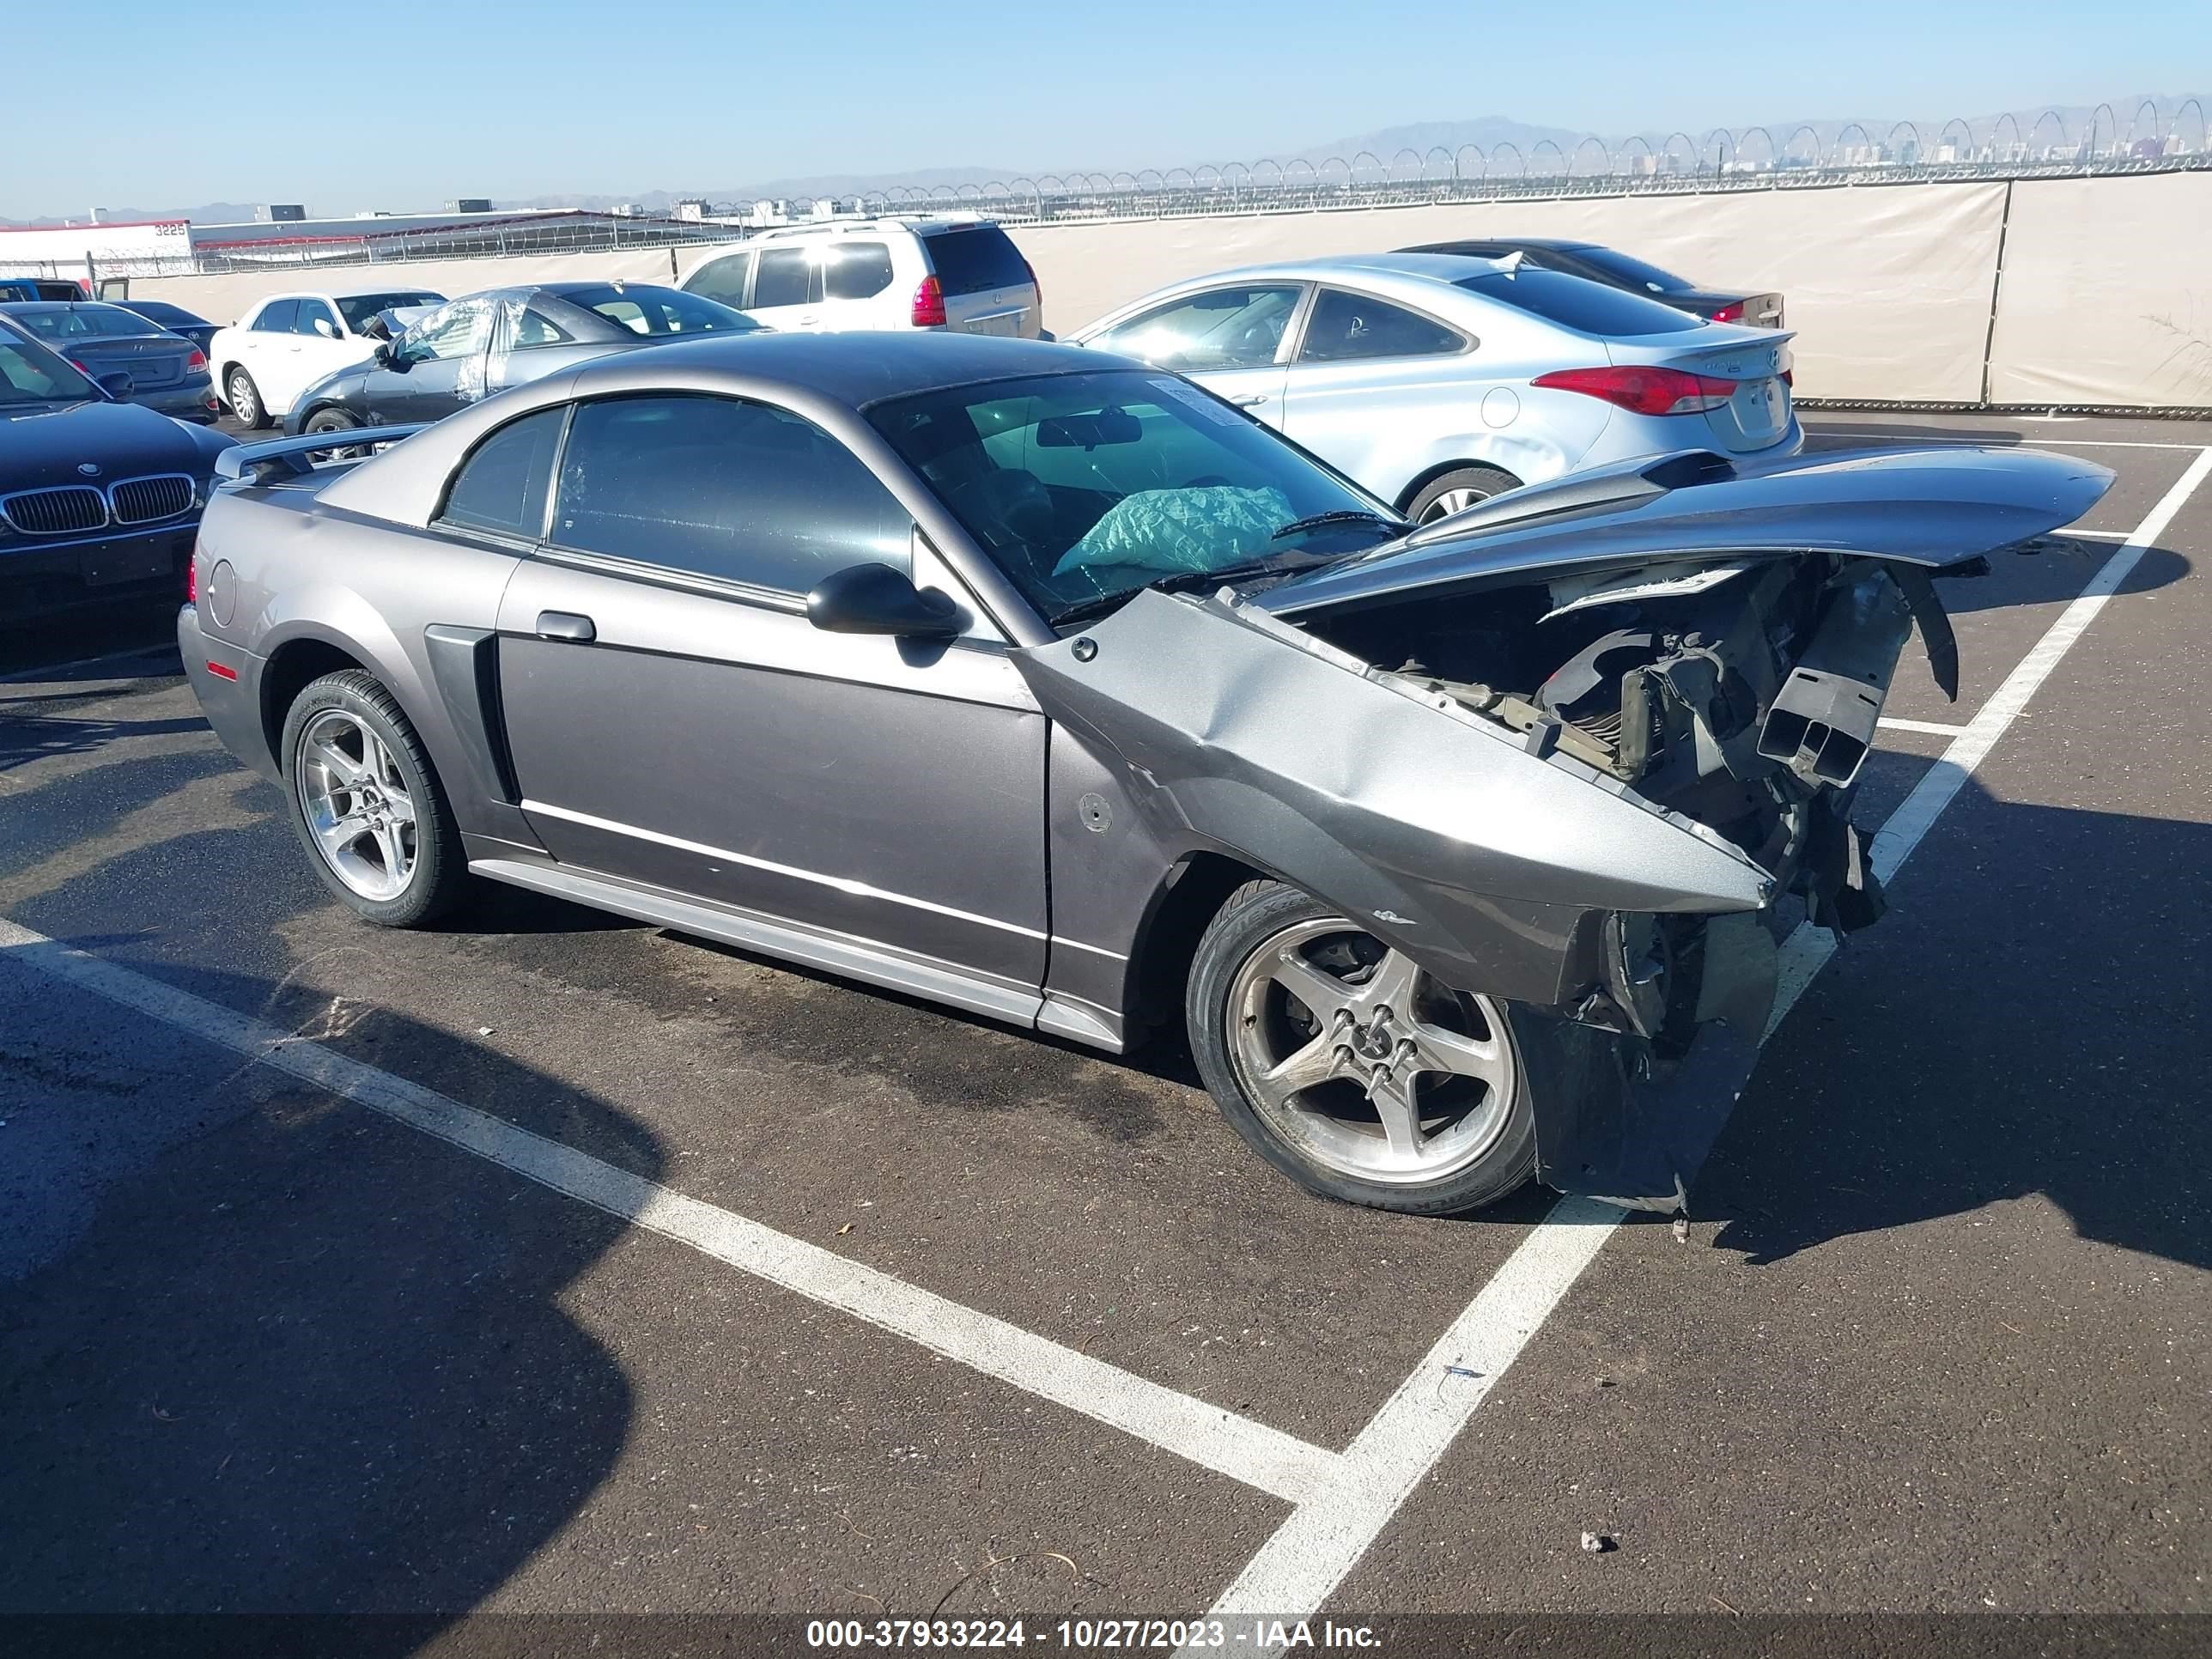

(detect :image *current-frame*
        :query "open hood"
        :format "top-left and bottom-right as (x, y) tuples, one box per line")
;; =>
(1260, 444), (2117, 619)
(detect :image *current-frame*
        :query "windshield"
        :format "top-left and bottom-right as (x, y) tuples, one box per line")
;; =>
(1454, 268), (1702, 337)
(869, 369), (1399, 625)
(559, 285), (760, 337)
(335, 292), (447, 331)
(1567, 246), (1696, 295)
(0, 334), (97, 404)
(9, 304), (162, 341)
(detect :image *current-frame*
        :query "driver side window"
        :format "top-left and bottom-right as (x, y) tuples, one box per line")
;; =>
(1091, 285), (1304, 371)
(403, 301), (492, 363)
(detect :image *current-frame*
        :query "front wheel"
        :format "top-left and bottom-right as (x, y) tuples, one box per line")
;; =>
(302, 406), (366, 459)
(1186, 881), (1536, 1214)
(1407, 464), (1522, 526)
(281, 671), (471, 927)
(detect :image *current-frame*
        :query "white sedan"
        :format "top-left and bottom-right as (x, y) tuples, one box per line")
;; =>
(206, 286), (447, 428)
(1070, 253), (1800, 523)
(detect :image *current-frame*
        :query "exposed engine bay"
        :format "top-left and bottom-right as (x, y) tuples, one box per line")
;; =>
(1297, 548), (1948, 946)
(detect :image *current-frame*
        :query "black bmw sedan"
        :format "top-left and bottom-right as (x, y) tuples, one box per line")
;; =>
(0, 314), (234, 621)
(283, 282), (762, 441)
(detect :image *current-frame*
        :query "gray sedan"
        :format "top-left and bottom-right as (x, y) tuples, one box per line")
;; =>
(0, 301), (221, 422)
(181, 333), (2107, 1216)
(283, 282), (763, 441)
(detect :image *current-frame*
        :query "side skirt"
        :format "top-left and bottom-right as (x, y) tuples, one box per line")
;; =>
(468, 856), (1122, 1052)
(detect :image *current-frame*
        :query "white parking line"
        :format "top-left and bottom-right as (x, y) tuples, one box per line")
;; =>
(1802, 433), (2210, 451)
(0, 917), (1342, 1507)
(1878, 717), (1970, 738)
(1190, 442), (2212, 1638)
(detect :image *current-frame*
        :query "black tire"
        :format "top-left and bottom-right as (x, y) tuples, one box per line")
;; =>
(302, 406), (365, 459)
(1406, 464), (1522, 526)
(280, 670), (471, 927)
(226, 367), (268, 429)
(1185, 879), (1538, 1215)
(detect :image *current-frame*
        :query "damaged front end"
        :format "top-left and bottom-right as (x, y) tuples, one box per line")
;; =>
(1013, 445), (2112, 1211)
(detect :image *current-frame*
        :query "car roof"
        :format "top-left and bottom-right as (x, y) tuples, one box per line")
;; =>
(1414, 236), (1597, 252)
(0, 300), (125, 313)
(532, 280), (684, 299)
(317, 332), (1124, 528)
(564, 329), (1097, 406)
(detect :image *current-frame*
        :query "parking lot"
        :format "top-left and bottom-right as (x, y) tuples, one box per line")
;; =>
(3, 411), (2209, 1647)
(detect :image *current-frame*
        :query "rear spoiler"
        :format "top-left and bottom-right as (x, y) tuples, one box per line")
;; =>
(215, 425), (427, 485)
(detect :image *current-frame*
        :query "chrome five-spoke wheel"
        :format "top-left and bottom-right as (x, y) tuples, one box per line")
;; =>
(1223, 916), (1517, 1186)
(295, 707), (419, 902)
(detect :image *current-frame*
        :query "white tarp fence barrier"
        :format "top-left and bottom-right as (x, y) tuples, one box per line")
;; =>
(114, 172), (2212, 409)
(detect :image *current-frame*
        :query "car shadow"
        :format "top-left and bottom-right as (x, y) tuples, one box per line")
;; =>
(1698, 784), (2212, 1276)
(1931, 541), (2189, 617)
(0, 952), (661, 1644)
(0, 713), (212, 773)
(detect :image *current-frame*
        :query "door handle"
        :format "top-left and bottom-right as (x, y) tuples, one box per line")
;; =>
(534, 611), (596, 642)
(1229, 393), (1267, 407)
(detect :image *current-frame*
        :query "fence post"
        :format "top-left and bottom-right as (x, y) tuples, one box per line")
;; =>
(1978, 178), (2015, 408)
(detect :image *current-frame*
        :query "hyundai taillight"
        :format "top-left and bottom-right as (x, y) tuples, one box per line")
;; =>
(1531, 365), (1739, 416)
(1780, 368), (1794, 386)
(1709, 301), (1746, 324)
(186, 348), (206, 370)
(1022, 258), (1040, 311)
(911, 275), (947, 328)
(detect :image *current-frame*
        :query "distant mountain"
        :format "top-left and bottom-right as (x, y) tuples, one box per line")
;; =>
(6, 94), (2202, 227)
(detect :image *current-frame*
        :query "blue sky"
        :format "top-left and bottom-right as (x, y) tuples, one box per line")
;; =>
(2, 0), (2205, 216)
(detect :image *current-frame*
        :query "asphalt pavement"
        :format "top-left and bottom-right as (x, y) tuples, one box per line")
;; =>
(2, 413), (2207, 1656)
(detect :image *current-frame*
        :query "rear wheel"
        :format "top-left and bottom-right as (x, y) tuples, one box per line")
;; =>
(282, 671), (470, 927)
(1186, 880), (1537, 1214)
(1407, 464), (1522, 525)
(225, 368), (267, 428)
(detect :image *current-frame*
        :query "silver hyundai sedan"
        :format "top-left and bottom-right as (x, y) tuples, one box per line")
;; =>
(1070, 252), (1801, 521)
(180, 333), (2105, 1217)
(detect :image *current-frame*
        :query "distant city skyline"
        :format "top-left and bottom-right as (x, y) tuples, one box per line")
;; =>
(2, 0), (2207, 220)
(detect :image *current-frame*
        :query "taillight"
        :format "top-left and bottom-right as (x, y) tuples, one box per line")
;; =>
(1531, 365), (1740, 416)
(1022, 258), (1040, 310)
(910, 275), (947, 328)
(185, 555), (197, 605)
(69, 357), (91, 373)
(186, 348), (206, 369)
(1779, 368), (1794, 387)
(1709, 301), (1746, 324)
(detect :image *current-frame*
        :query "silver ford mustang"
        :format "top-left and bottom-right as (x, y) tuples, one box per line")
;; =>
(179, 334), (2110, 1216)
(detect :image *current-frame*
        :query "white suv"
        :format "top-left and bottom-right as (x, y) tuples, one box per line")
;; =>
(678, 218), (1041, 338)
(208, 286), (447, 427)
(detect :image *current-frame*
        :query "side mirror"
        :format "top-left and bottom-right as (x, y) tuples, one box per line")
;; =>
(372, 341), (395, 365)
(94, 369), (135, 399)
(805, 562), (961, 640)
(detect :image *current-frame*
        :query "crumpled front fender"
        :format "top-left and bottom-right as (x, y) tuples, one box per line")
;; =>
(1014, 589), (1774, 1001)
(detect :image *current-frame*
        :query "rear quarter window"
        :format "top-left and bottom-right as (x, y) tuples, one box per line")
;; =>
(921, 226), (1030, 296)
(1454, 269), (1700, 337)
(438, 407), (564, 539)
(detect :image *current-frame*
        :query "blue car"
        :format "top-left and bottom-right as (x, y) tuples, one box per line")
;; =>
(0, 301), (222, 423)
(0, 313), (234, 619)
(112, 297), (223, 359)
